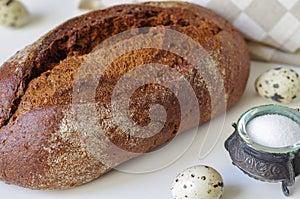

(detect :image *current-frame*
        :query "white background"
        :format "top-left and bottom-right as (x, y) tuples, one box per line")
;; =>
(0, 0), (300, 198)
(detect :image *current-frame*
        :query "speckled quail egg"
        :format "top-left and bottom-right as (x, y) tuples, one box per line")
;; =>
(171, 165), (224, 199)
(255, 67), (300, 104)
(0, 0), (30, 27)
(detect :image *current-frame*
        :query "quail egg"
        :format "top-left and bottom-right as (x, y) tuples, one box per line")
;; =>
(0, 0), (30, 27)
(171, 165), (224, 199)
(255, 67), (300, 104)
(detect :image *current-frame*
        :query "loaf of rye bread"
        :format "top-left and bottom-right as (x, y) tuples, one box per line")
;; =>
(0, 1), (250, 190)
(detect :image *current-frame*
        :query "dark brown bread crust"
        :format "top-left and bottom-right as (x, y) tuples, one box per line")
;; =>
(0, 2), (250, 189)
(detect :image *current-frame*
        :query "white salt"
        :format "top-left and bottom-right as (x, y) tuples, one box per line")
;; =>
(246, 114), (300, 148)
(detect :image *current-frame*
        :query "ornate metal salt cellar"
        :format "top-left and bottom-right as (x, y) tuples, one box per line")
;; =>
(225, 104), (300, 196)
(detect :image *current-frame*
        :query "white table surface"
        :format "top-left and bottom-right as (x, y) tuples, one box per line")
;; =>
(0, 1), (300, 199)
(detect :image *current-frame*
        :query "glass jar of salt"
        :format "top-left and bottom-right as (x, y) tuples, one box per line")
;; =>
(225, 104), (300, 196)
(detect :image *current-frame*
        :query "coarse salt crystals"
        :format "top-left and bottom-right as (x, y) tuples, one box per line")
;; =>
(246, 114), (300, 148)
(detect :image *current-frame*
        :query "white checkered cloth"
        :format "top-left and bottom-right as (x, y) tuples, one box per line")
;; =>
(79, 0), (300, 66)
